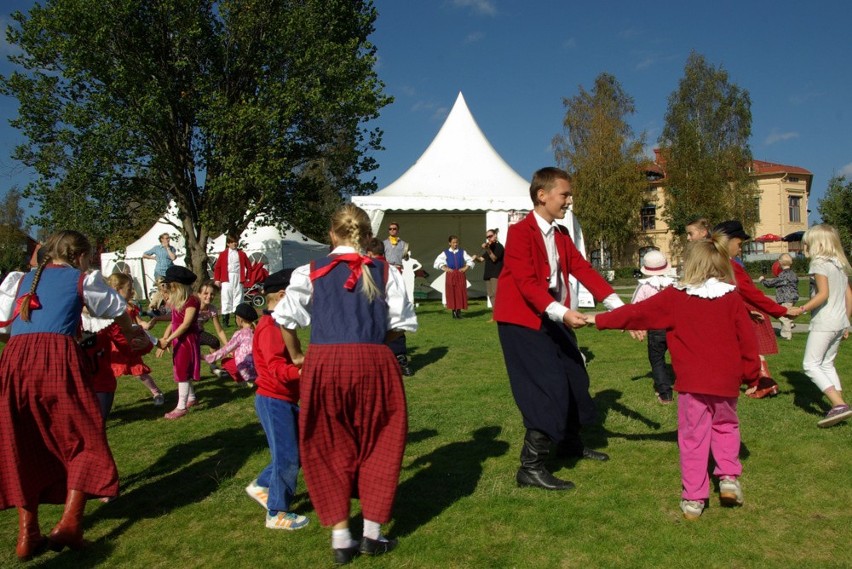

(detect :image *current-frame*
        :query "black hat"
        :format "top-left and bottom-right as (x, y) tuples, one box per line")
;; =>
(262, 268), (294, 294)
(162, 265), (197, 285)
(234, 302), (258, 323)
(713, 220), (751, 241)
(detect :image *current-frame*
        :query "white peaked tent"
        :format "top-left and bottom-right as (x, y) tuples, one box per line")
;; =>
(100, 202), (328, 300)
(353, 92), (592, 306)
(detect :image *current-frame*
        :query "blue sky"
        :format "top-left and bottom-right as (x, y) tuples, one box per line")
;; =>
(2, 0), (851, 226)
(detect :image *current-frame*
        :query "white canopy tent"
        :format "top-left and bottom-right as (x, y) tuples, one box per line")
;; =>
(100, 202), (329, 300)
(353, 92), (592, 306)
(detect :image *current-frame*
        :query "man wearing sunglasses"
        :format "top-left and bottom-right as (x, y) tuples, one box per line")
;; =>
(382, 223), (409, 272)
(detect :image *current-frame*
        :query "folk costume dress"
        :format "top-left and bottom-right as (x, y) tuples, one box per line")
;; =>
(0, 266), (127, 508)
(170, 295), (202, 383)
(433, 247), (474, 310)
(110, 303), (152, 377)
(272, 246), (418, 526)
(732, 262), (787, 356)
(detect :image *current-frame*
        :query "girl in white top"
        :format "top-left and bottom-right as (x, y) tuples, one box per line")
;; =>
(799, 224), (852, 428)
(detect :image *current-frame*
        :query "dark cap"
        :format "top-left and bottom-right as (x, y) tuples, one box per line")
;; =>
(234, 302), (258, 323)
(162, 265), (197, 285)
(713, 220), (751, 241)
(262, 268), (293, 294)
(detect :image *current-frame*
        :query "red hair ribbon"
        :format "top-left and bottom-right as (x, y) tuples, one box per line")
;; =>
(309, 253), (374, 291)
(0, 293), (42, 327)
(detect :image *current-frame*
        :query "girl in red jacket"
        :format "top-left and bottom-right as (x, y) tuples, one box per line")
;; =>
(586, 237), (760, 520)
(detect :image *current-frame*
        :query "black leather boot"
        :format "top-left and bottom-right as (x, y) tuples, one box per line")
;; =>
(222, 314), (230, 327)
(516, 430), (575, 490)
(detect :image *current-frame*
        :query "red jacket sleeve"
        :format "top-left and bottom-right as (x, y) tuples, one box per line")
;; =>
(556, 228), (616, 303)
(239, 250), (251, 286)
(595, 288), (675, 331)
(733, 262), (787, 318)
(255, 320), (300, 383)
(213, 250), (227, 282)
(733, 294), (761, 382)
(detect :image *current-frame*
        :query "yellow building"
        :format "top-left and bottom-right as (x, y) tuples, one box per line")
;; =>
(631, 153), (812, 266)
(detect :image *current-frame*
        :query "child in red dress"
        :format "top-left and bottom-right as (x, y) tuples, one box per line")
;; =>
(156, 266), (201, 419)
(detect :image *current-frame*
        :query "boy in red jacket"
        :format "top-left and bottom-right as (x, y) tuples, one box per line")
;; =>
(494, 167), (639, 491)
(244, 269), (309, 531)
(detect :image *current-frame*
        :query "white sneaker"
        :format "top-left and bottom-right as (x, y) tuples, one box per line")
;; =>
(680, 499), (704, 520)
(245, 480), (269, 509)
(265, 511), (309, 530)
(719, 477), (744, 507)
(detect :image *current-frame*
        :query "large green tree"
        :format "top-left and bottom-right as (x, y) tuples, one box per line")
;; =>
(1, 0), (390, 275)
(659, 51), (758, 237)
(553, 72), (647, 266)
(0, 188), (31, 274)
(818, 175), (852, 256)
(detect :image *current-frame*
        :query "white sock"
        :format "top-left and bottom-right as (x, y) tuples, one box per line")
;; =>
(332, 528), (356, 549)
(187, 382), (196, 399)
(177, 382), (190, 409)
(363, 519), (384, 541)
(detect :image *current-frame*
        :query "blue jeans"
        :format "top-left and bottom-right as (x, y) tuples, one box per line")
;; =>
(254, 395), (300, 513)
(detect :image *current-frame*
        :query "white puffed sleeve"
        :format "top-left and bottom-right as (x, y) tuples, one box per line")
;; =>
(272, 264), (313, 329)
(386, 265), (418, 332)
(83, 270), (127, 319)
(0, 271), (25, 333)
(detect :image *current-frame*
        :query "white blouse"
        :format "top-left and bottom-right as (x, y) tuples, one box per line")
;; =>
(0, 269), (127, 334)
(273, 246), (418, 333)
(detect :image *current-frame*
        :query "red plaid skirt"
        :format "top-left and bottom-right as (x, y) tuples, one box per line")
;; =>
(299, 343), (407, 526)
(445, 270), (468, 310)
(751, 310), (778, 355)
(0, 333), (119, 508)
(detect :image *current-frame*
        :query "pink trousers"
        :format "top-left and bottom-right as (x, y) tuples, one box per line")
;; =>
(678, 392), (742, 500)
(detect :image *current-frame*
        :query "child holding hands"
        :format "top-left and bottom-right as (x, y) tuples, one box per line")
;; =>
(586, 236), (760, 520)
(204, 302), (257, 385)
(273, 204), (417, 564)
(632, 250), (676, 403)
(244, 269), (309, 531)
(799, 224), (852, 427)
(758, 253), (799, 340)
(156, 265), (201, 419)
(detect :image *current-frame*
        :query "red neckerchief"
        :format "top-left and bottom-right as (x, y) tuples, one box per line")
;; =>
(309, 253), (374, 291)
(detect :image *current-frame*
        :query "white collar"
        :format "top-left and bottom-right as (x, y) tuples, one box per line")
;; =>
(533, 211), (556, 235)
(329, 245), (357, 255)
(637, 275), (675, 289)
(675, 277), (736, 299)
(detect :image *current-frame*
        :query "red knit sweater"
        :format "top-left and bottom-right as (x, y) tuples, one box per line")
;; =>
(252, 314), (300, 403)
(595, 286), (760, 398)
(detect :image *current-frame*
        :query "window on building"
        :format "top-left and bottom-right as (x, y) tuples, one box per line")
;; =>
(641, 204), (656, 231)
(788, 196), (801, 223)
(589, 248), (611, 269)
(754, 197), (761, 223)
(742, 241), (764, 255)
(788, 176), (799, 183)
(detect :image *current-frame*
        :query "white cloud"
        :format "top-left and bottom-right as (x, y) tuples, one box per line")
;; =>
(464, 31), (485, 44)
(431, 106), (450, 122)
(764, 129), (799, 145)
(450, 0), (497, 16)
(839, 162), (852, 177)
(635, 57), (655, 70)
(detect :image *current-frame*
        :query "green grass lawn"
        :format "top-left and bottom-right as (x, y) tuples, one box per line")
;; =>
(1, 299), (850, 568)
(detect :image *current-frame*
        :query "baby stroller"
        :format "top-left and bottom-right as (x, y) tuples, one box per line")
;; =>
(242, 259), (269, 308)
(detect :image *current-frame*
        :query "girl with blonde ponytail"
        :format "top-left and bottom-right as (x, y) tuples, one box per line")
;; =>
(586, 237), (760, 520)
(272, 204), (418, 564)
(0, 230), (146, 560)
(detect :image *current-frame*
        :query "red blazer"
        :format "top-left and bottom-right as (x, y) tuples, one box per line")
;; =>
(214, 248), (251, 286)
(494, 212), (615, 329)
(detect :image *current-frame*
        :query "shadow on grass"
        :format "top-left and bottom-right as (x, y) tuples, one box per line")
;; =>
(99, 424), (259, 537)
(392, 426), (509, 538)
(782, 369), (829, 417)
(588, 388), (677, 445)
(106, 382), (254, 428)
(629, 364), (674, 383)
(408, 346), (449, 373)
